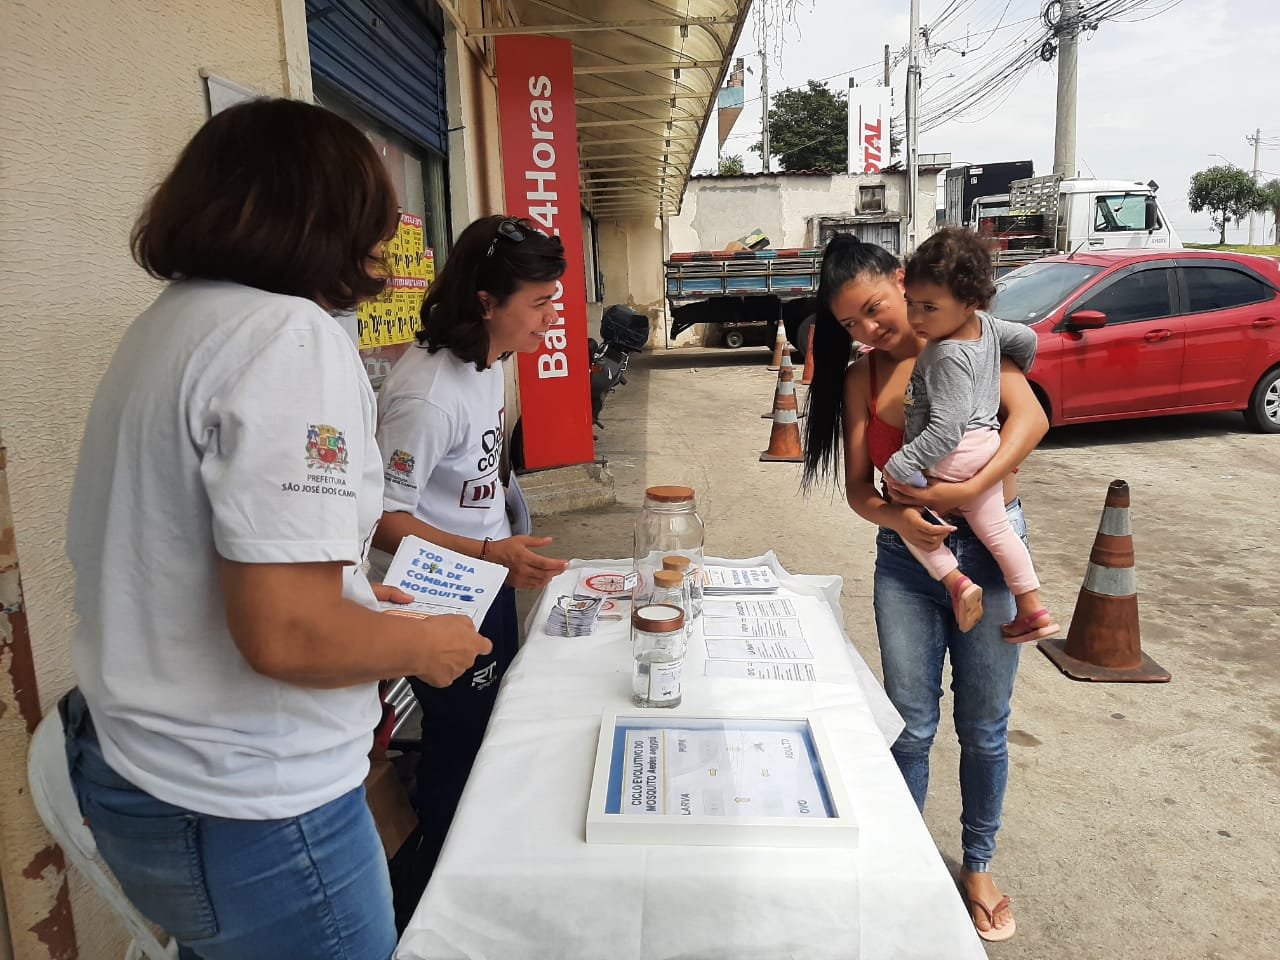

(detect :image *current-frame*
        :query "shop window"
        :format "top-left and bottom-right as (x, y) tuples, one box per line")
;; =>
(315, 81), (449, 380)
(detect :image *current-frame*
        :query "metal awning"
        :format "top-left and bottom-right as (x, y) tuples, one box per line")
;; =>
(438, 0), (751, 218)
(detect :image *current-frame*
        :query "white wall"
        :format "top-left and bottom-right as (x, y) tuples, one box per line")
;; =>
(668, 172), (912, 252)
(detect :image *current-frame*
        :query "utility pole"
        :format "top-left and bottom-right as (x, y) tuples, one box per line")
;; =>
(884, 44), (891, 87)
(906, 0), (921, 252)
(1248, 127), (1262, 245)
(760, 42), (771, 173)
(1052, 0), (1080, 178)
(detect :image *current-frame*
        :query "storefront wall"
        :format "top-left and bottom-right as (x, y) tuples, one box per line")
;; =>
(0, 2), (302, 954)
(596, 217), (668, 347)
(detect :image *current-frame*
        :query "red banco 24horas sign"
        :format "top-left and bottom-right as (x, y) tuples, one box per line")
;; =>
(496, 34), (595, 470)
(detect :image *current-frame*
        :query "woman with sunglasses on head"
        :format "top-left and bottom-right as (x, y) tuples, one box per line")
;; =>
(371, 214), (571, 878)
(64, 99), (491, 960)
(801, 235), (1049, 943)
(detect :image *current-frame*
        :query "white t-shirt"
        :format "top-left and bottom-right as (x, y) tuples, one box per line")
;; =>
(67, 280), (385, 820)
(371, 345), (512, 575)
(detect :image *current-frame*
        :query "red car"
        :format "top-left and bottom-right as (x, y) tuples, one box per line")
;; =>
(990, 250), (1280, 433)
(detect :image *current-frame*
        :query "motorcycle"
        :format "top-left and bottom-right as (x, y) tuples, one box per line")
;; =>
(510, 305), (650, 470)
(589, 304), (649, 428)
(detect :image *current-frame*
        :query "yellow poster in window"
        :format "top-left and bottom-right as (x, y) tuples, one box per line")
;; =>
(398, 213), (425, 281)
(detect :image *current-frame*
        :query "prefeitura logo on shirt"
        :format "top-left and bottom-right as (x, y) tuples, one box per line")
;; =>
(283, 424), (356, 498)
(386, 448), (416, 488)
(305, 424), (349, 473)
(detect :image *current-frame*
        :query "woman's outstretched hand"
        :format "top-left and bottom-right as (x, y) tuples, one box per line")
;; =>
(487, 535), (570, 590)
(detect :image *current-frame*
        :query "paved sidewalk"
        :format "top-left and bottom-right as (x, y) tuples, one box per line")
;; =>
(517, 345), (1280, 960)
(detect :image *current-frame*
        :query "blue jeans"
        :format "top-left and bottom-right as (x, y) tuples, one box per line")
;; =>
(407, 584), (518, 865)
(63, 689), (396, 960)
(873, 499), (1027, 873)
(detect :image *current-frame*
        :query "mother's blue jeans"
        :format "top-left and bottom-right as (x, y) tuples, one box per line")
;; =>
(63, 689), (396, 960)
(873, 499), (1027, 873)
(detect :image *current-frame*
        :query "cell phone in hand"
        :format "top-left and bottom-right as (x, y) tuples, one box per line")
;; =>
(920, 507), (954, 529)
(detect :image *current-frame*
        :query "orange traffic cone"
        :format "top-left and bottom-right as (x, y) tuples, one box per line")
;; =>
(766, 324), (787, 371)
(1039, 480), (1171, 682)
(800, 324), (815, 386)
(762, 357), (807, 419)
(760, 365), (805, 462)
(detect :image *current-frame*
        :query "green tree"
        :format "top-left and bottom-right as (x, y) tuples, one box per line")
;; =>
(1258, 178), (1280, 242)
(752, 80), (848, 172)
(1188, 165), (1264, 245)
(718, 154), (745, 175)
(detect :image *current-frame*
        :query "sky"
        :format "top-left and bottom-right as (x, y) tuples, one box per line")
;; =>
(693, 0), (1280, 244)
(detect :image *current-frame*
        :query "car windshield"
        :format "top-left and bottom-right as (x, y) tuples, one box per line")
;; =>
(990, 261), (1104, 325)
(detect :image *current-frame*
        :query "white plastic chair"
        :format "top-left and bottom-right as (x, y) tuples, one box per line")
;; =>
(27, 709), (178, 960)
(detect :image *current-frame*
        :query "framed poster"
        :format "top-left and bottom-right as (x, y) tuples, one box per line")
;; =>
(586, 711), (857, 848)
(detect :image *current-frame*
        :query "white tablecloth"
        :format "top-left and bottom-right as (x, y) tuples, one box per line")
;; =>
(396, 553), (986, 960)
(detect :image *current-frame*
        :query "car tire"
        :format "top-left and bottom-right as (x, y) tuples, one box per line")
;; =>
(1243, 366), (1280, 434)
(724, 330), (745, 349)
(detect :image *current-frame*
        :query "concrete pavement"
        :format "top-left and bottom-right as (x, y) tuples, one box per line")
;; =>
(517, 344), (1280, 960)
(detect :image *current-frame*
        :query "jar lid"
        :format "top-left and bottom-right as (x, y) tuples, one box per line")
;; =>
(644, 485), (695, 503)
(653, 569), (684, 589)
(662, 555), (692, 571)
(632, 603), (685, 632)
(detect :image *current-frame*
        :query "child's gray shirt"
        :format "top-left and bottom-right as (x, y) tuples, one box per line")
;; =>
(884, 313), (1038, 482)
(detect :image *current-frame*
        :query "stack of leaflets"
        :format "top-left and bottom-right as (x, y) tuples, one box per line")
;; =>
(701, 565), (780, 596)
(545, 595), (605, 637)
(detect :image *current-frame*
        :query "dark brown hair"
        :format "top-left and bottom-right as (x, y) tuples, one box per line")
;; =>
(904, 227), (996, 310)
(131, 98), (399, 311)
(802, 234), (903, 492)
(418, 215), (567, 370)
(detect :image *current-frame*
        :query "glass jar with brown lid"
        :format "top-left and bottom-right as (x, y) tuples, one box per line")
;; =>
(633, 485), (704, 616)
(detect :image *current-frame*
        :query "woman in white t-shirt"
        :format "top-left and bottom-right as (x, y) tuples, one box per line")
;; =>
(63, 99), (490, 960)
(372, 215), (571, 881)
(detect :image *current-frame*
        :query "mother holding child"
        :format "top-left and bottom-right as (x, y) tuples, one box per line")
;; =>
(802, 228), (1055, 942)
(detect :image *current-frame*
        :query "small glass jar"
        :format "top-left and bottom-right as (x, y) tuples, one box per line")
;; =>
(651, 569), (690, 640)
(634, 485), (704, 613)
(662, 554), (701, 620)
(631, 603), (685, 708)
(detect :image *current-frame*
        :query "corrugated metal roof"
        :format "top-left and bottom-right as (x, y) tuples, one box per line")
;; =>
(445, 0), (750, 219)
(689, 170), (844, 180)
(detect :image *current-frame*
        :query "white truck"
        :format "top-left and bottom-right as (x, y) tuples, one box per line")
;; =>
(974, 174), (1182, 273)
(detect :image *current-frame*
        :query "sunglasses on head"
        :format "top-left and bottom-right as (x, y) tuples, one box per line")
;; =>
(485, 216), (553, 257)
(486, 217), (527, 257)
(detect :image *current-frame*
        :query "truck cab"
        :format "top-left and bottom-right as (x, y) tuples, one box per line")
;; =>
(1011, 176), (1182, 254)
(970, 193), (1011, 224)
(1058, 178), (1181, 252)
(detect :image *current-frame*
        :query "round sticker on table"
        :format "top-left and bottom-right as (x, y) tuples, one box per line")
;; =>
(583, 573), (629, 595)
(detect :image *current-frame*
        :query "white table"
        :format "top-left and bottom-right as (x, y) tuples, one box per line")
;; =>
(396, 554), (986, 960)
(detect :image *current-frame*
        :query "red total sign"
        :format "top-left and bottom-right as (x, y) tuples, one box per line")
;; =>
(496, 34), (594, 470)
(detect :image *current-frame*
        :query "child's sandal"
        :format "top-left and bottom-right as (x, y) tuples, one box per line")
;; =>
(949, 574), (984, 632)
(1002, 609), (1060, 644)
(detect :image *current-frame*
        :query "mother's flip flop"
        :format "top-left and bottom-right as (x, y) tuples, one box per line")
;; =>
(968, 894), (1016, 943)
(949, 575), (984, 632)
(1002, 609), (1060, 644)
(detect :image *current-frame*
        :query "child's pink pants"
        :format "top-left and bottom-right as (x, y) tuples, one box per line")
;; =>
(907, 428), (1040, 595)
